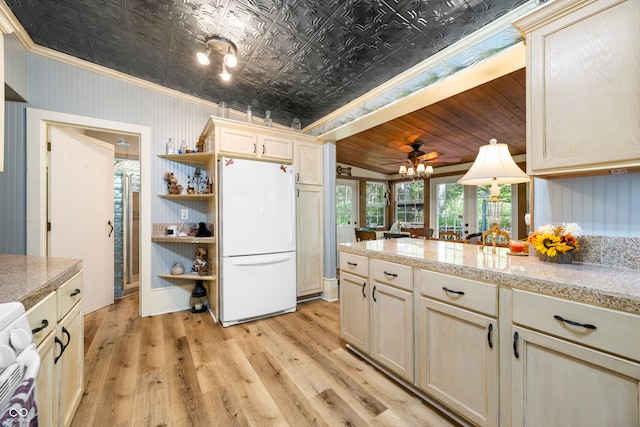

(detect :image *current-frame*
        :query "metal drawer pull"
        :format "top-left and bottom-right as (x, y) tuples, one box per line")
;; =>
(70, 288), (81, 297)
(362, 282), (366, 298)
(347, 261), (358, 266)
(513, 331), (519, 359)
(442, 287), (465, 295)
(383, 271), (398, 277)
(54, 337), (64, 364)
(553, 315), (597, 330)
(487, 323), (493, 349)
(372, 285), (377, 302)
(31, 319), (49, 334)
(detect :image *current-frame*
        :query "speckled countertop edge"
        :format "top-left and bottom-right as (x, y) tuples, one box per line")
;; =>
(0, 254), (83, 310)
(340, 239), (640, 315)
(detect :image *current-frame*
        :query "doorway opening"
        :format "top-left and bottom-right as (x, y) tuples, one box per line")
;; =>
(85, 130), (141, 299)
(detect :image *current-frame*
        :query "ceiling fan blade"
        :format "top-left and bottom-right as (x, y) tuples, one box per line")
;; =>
(422, 151), (440, 161)
(425, 157), (462, 163)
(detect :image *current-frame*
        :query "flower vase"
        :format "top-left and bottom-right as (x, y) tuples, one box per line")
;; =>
(537, 250), (575, 264)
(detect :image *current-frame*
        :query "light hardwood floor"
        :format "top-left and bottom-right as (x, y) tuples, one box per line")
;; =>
(72, 295), (460, 426)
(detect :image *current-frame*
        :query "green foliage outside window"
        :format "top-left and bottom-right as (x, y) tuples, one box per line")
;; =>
(436, 183), (463, 233)
(395, 181), (424, 225)
(336, 185), (353, 226)
(366, 182), (386, 227)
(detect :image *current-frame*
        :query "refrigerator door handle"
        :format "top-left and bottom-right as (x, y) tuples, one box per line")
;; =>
(229, 255), (291, 266)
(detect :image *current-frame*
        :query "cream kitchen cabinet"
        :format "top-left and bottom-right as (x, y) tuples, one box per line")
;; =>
(369, 259), (414, 381)
(215, 121), (293, 162)
(340, 253), (369, 352)
(294, 138), (324, 298)
(296, 184), (323, 297)
(26, 270), (84, 427)
(511, 290), (640, 426)
(418, 270), (498, 427)
(294, 140), (323, 186)
(514, 0), (640, 176)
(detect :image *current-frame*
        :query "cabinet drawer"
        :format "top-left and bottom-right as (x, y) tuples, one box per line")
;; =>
(371, 259), (413, 292)
(57, 271), (83, 320)
(420, 270), (497, 317)
(340, 253), (368, 277)
(513, 290), (640, 362)
(26, 291), (56, 347)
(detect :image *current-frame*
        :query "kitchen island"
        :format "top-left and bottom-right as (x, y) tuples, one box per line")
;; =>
(339, 238), (640, 427)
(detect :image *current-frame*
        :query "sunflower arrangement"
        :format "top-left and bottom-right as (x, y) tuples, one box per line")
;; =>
(528, 223), (583, 257)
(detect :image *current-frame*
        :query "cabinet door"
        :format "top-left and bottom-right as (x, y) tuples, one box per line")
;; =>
(523, 0), (640, 175)
(57, 303), (84, 427)
(295, 141), (323, 185)
(370, 282), (413, 381)
(218, 126), (258, 157)
(260, 134), (293, 161)
(36, 332), (56, 427)
(340, 272), (369, 352)
(511, 326), (640, 427)
(296, 184), (323, 296)
(418, 298), (498, 427)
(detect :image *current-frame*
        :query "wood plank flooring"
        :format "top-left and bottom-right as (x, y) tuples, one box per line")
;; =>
(73, 295), (460, 427)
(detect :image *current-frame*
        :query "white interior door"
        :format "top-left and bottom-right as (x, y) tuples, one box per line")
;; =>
(336, 179), (358, 265)
(49, 126), (115, 314)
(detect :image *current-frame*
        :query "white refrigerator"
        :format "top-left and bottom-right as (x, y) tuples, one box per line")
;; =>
(218, 157), (297, 327)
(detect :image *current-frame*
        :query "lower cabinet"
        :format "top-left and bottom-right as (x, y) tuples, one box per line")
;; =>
(418, 270), (498, 427)
(511, 289), (640, 426)
(339, 271), (369, 352)
(296, 184), (323, 297)
(511, 326), (640, 427)
(418, 298), (498, 427)
(26, 271), (84, 427)
(370, 264), (414, 381)
(58, 301), (84, 426)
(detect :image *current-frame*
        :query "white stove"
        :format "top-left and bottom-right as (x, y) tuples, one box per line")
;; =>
(0, 302), (40, 421)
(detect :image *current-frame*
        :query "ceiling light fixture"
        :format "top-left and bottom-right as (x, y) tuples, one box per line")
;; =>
(116, 137), (130, 147)
(458, 138), (529, 253)
(197, 36), (238, 82)
(399, 163), (433, 179)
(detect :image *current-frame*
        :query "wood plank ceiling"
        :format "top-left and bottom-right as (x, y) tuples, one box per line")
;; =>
(336, 67), (527, 175)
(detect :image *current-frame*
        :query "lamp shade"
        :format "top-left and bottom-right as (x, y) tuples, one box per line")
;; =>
(458, 139), (529, 185)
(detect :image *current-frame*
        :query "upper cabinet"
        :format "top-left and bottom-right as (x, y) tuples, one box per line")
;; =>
(295, 140), (323, 185)
(214, 119), (294, 162)
(514, 0), (640, 176)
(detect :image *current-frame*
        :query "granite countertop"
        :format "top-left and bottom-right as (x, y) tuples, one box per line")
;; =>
(0, 254), (82, 310)
(340, 238), (640, 315)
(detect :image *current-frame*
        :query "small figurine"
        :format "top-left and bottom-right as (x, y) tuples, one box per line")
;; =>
(192, 247), (208, 276)
(196, 222), (212, 237)
(196, 135), (206, 153)
(164, 172), (183, 194)
(188, 168), (208, 194)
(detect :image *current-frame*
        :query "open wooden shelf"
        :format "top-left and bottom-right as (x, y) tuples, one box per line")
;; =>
(158, 193), (215, 200)
(151, 236), (215, 244)
(158, 274), (215, 281)
(158, 152), (214, 164)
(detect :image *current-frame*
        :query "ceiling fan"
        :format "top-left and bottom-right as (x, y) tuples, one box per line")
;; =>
(398, 142), (461, 178)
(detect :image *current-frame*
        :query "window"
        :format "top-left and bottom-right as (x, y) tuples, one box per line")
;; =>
(335, 184), (353, 226)
(395, 181), (424, 226)
(365, 182), (386, 228)
(435, 182), (464, 235)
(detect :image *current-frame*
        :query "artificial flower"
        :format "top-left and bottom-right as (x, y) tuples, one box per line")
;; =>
(527, 223), (580, 257)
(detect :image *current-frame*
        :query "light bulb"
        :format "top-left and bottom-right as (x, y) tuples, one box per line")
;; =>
(223, 49), (237, 68)
(219, 64), (231, 82)
(197, 48), (211, 65)
(416, 163), (425, 173)
(399, 165), (407, 175)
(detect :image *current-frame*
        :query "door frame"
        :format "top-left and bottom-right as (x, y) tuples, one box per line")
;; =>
(26, 108), (151, 316)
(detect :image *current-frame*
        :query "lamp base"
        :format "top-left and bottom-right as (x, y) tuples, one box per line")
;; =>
(480, 223), (511, 254)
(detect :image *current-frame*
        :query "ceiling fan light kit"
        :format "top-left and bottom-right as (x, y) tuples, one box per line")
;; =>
(198, 36), (238, 82)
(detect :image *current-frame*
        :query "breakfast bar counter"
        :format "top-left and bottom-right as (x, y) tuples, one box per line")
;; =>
(0, 254), (82, 310)
(340, 238), (640, 315)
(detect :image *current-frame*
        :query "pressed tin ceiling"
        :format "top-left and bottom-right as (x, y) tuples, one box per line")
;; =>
(3, 0), (529, 129)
